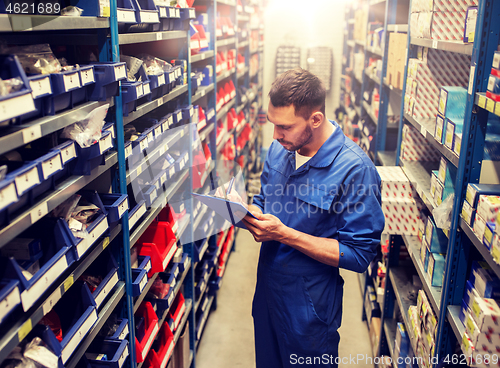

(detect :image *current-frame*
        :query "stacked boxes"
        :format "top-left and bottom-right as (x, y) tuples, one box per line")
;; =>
(487, 52), (500, 102)
(462, 184), (500, 255)
(432, 157), (456, 206)
(404, 49), (470, 121)
(386, 32), (408, 91)
(378, 166), (425, 235)
(459, 262), (500, 365)
(410, 0), (478, 41)
(400, 124), (441, 161)
(435, 86), (467, 151)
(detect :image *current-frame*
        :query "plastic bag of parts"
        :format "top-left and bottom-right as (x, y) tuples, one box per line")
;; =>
(120, 55), (144, 82)
(137, 54), (172, 75)
(0, 77), (24, 96)
(60, 6), (83, 16)
(432, 193), (454, 230)
(61, 104), (109, 148)
(0, 44), (62, 75)
(3, 337), (58, 368)
(50, 194), (81, 222)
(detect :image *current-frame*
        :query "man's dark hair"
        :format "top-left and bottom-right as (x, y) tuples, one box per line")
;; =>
(269, 68), (326, 120)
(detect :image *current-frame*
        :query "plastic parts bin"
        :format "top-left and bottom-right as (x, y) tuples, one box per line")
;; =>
(131, 268), (148, 297)
(135, 302), (159, 363)
(137, 221), (177, 277)
(101, 193), (129, 230)
(82, 248), (119, 309)
(88, 62), (127, 101)
(0, 279), (21, 325)
(86, 339), (129, 368)
(144, 322), (174, 368)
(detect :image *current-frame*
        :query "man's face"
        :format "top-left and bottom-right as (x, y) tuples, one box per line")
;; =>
(267, 103), (313, 152)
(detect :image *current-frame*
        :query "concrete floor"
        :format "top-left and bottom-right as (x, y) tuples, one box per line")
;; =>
(196, 230), (374, 368)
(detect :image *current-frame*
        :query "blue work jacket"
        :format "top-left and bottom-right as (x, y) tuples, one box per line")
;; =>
(252, 120), (385, 274)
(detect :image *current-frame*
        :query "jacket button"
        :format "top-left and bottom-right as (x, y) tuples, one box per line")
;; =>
(340, 252), (344, 256)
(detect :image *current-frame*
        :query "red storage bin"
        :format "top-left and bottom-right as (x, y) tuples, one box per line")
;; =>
(135, 302), (159, 363)
(157, 205), (178, 234)
(169, 292), (186, 332)
(227, 108), (237, 130)
(137, 222), (177, 277)
(144, 322), (175, 368)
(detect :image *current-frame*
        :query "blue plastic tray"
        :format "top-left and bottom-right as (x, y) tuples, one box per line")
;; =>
(128, 199), (147, 229)
(86, 339), (129, 368)
(84, 248), (119, 309)
(131, 268), (148, 297)
(0, 279), (21, 325)
(101, 193), (129, 226)
(89, 62), (127, 101)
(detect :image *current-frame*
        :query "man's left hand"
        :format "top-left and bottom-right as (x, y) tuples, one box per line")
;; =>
(243, 212), (288, 243)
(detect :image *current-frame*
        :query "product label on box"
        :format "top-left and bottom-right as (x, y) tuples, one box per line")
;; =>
(160, 172), (167, 186)
(60, 142), (77, 164)
(99, 133), (113, 154)
(80, 68), (95, 85)
(439, 89), (448, 116)
(15, 166), (40, 196)
(21, 253), (68, 311)
(95, 271), (119, 308)
(435, 115), (445, 142)
(157, 73), (165, 86)
(119, 324), (129, 340)
(114, 64), (127, 80)
(30, 76), (51, 98)
(154, 126), (162, 140)
(159, 7), (166, 17)
(41, 154), (63, 180)
(462, 201), (474, 225)
(77, 217), (108, 258)
(0, 285), (20, 323)
(61, 309), (98, 363)
(63, 72), (81, 91)
(435, 184), (444, 205)
(117, 345), (128, 368)
(138, 271), (147, 293)
(124, 143), (132, 159)
(117, 198), (128, 219)
(168, 7), (176, 17)
(0, 182), (17, 210)
(143, 83), (150, 95)
(0, 92), (35, 122)
(484, 226), (494, 248)
(169, 166), (175, 178)
(146, 131), (154, 144)
(139, 137), (148, 152)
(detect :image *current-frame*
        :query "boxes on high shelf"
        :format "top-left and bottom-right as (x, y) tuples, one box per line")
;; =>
(382, 198), (421, 235)
(473, 214), (487, 242)
(411, 0), (478, 13)
(418, 11), (467, 42)
(464, 309), (500, 351)
(468, 294), (500, 334)
(444, 116), (464, 151)
(483, 221), (496, 250)
(378, 166), (415, 199)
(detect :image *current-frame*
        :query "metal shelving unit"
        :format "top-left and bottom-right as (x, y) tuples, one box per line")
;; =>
(0, 1), (265, 367)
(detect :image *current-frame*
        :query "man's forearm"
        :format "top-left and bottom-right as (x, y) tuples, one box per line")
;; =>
(280, 226), (340, 267)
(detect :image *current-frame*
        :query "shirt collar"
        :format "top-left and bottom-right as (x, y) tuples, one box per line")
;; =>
(282, 120), (345, 171)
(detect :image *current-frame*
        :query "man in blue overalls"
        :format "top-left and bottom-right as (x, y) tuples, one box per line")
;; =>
(243, 68), (385, 367)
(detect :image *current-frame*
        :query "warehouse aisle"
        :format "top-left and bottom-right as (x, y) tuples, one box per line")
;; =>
(196, 230), (373, 368)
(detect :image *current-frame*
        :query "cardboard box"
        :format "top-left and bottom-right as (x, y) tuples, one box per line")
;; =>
(484, 222), (496, 250)
(378, 166), (415, 199)
(445, 117), (463, 150)
(477, 196), (500, 223)
(387, 32), (408, 90)
(438, 86), (467, 119)
(464, 310), (500, 351)
(466, 184), (500, 209)
(474, 214), (487, 241)
(419, 11), (467, 41)
(469, 295), (500, 334)
(425, 216), (448, 253)
(434, 114), (446, 143)
(464, 7), (478, 43)
(412, 0), (478, 13)
(454, 133), (462, 155)
(469, 261), (500, 299)
(462, 200), (476, 227)
(428, 252), (446, 287)
(492, 234), (500, 265)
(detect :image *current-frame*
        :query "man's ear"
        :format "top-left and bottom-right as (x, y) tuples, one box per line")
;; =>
(311, 111), (324, 128)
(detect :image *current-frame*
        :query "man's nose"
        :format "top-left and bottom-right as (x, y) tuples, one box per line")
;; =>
(273, 126), (282, 140)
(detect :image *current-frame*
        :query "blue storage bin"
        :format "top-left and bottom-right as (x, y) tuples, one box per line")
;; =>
(148, 72), (166, 100)
(133, 119), (158, 148)
(178, 253), (189, 272)
(108, 318), (130, 341)
(131, 268), (148, 296)
(138, 184), (157, 208)
(2, 218), (75, 312)
(138, 255), (152, 274)
(86, 339), (129, 368)
(68, 0), (110, 16)
(72, 155), (103, 176)
(51, 140), (78, 182)
(151, 166), (168, 193)
(77, 130), (113, 160)
(174, 7), (195, 30)
(79, 65), (96, 103)
(124, 141), (133, 163)
(182, 105), (194, 122)
(19, 74), (53, 121)
(128, 199), (147, 229)
(82, 248), (119, 309)
(128, 132), (149, 167)
(117, 0), (138, 23)
(166, 262), (179, 279)
(20, 146), (64, 184)
(122, 81), (144, 116)
(89, 62), (127, 101)
(54, 191), (109, 260)
(101, 193), (129, 229)
(139, 80), (152, 103)
(0, 279), (21, 325)
(175, 151), (189, 172)
(0, 174), (19, 226)
(38, 282), (98, 365)
(208, 275), (223, 295)
(195, 269), (208, 298)
(133, 0), (159, 23)
(2, 159), (40, 204)
(0, 55), (36, 123)
(148, 286), (175, 320)
(193, 237), (209, 263)
(45, 68), (89, 115)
